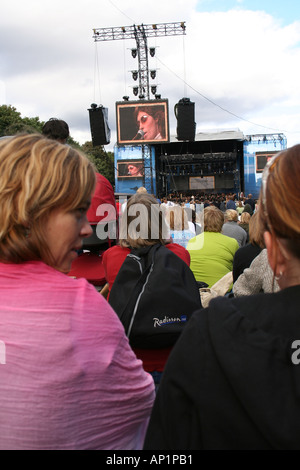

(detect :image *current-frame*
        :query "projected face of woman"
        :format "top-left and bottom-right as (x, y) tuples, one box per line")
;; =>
(128, 164), (143, 176)
(136, 111), (160, 140)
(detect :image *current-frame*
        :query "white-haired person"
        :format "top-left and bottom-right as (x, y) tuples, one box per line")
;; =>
(0, 134), (154, 450)
(222, 209), (248, 247)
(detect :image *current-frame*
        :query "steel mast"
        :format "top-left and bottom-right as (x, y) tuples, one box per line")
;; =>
(93, 22), (186, 193)
(93, 22), (186, 99)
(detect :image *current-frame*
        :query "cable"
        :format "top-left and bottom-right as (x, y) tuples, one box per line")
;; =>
(156, 56), (297, 135)
(106, 0), (136, 24)
(94, 42), (102, 104)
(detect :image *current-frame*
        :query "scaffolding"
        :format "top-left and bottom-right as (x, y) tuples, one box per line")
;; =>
(93, 22), (186, 193)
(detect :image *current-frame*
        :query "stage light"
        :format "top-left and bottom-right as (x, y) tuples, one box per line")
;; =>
(131, 48), (137, 58)
(152, 24), (157, 30)
(133, 87), (139, 96)
(132, 70), (138, 81)
(155, 94), (161, 100)
(90, 103), (98, 109)
(149, 47), (156, 57)
(151, 86), (157, 95)
(150, 70), (156, 79)
(123, 96), (129, 101)
(139, 94), (145, 100)
(122, 27), (126, 33)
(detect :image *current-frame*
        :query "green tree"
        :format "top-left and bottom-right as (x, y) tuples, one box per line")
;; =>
(0, 105), (22, 136)
(0, 105), (115, 187)
(0, 105), (44, 136)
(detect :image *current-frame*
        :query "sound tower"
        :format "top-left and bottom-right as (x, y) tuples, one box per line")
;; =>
(88, 104), (111, 146)
(174, 98), (196, 142)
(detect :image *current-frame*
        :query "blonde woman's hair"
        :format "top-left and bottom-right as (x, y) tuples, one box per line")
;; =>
(240, 211), (251, 224)
(136, 186), (147, 194)
(204, 206), (224, 233)
(119, 193), (169, 248)
(0, 134), (96, 265)
(225, 209), (238, 222)
(249, 211), (265, 248)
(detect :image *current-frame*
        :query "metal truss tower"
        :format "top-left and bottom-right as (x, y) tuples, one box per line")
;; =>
(93, 22), (186, 193)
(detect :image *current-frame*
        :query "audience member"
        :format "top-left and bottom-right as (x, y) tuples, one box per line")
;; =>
(243, 203), (254, 216)
(187, 206), (239, 287)
(0, 134), (154, 450)
(236, 199), (244, 216)
(144, 144), (300, 450)
(42, 117), (70, 143)
(102, 193), (196, 386)
(226, 194), (236, 210)
(42, 117), (117, 240)
(160, 196), (175, 208)
(233, 211), (264, 282)
(233, 248), (280, 296)
(222, 209), (247, 247)
(165, 205), (195, 249)
(238, 211), (251, 243)
(244, 193), (256, 213)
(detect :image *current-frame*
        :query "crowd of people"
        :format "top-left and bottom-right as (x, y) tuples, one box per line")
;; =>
(1, 120), (300, 450)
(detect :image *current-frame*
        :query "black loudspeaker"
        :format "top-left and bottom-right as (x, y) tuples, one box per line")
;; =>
(88, 104), (111, 146)
(174, 98), (196, 141)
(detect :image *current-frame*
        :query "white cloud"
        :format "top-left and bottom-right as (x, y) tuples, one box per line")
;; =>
(1, 1), (300, 148)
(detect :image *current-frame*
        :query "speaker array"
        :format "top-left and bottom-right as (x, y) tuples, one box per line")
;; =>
(88, 105), (111, 146)
(174, 98), (196, 142)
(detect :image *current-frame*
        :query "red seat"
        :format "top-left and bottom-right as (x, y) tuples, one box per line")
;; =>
(68, 252), (106, 287)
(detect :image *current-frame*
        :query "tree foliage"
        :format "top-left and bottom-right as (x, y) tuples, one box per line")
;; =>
(0, 105), (43, 136)
(81, 141), (115, 187)
(0, 105), (115, 186)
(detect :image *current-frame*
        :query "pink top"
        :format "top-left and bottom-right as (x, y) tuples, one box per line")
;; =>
(0, 261), (155, 450)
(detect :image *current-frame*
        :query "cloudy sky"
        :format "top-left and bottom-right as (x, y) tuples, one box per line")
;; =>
(1, 0), (300, 150)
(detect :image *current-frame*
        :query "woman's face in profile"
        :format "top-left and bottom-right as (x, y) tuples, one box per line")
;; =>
(136, 111), (159, 140)
(128, 164), (142, 176)
(43, 200), (92, 273)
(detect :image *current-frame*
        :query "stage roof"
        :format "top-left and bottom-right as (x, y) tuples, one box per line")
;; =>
(169, 128), (245, 143)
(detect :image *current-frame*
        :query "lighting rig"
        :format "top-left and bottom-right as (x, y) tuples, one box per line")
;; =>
(93, 22), (186, 194)
(93, 22), (186, 101)
(161, 152), (238, 177)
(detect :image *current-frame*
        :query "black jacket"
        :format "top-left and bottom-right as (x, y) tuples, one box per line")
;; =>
(144, 286), (300, 450)
(233, 243), (262, 282)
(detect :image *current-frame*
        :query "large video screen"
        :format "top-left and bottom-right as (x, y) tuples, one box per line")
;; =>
(116, 99), (169, 145)
(117, 159), (144, 179)
(255, 151), (279, 173)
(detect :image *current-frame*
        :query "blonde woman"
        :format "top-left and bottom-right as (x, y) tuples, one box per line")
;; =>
(0, 134), (154, 450)
(238, 211), (251, 242)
